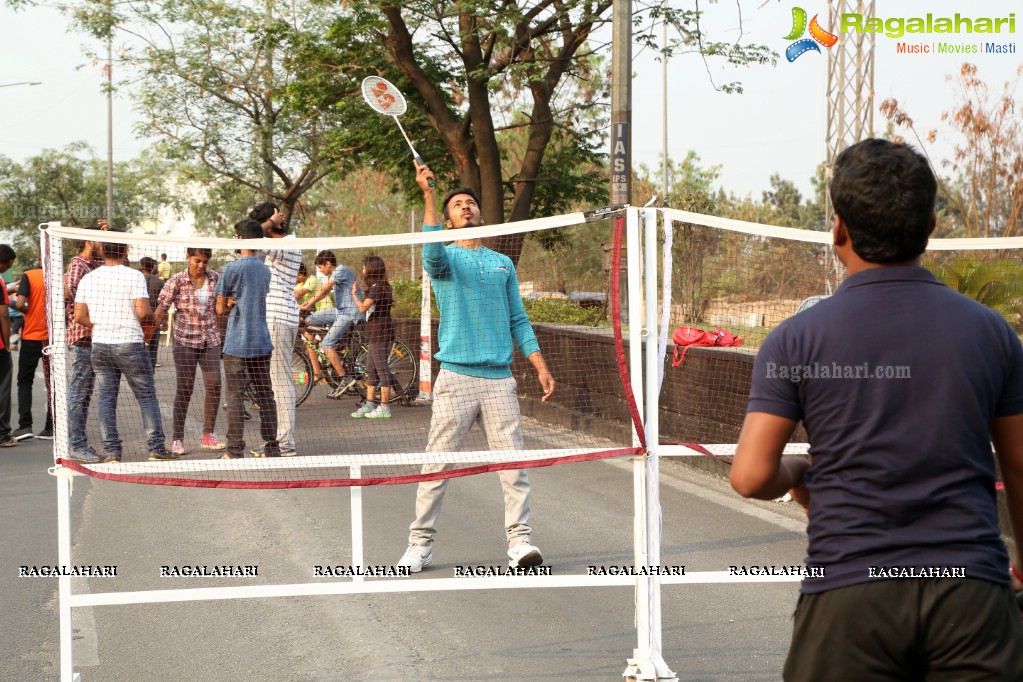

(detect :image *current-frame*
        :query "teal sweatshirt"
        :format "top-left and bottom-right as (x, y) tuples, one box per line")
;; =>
(423, 223), (540, 378)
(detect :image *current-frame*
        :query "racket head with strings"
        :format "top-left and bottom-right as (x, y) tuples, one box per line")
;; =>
(360, 76), (435, 187)
(361, 76), (408, 117)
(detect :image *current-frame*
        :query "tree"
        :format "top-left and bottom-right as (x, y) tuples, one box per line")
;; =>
(0, 143), (180, 258)
(880, 63), (1023, 239)
(370, 1), (772, 263)
(65, 0), (356, 224)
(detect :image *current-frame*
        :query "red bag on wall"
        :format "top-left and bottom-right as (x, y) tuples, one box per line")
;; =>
(672, 326), (743, 367)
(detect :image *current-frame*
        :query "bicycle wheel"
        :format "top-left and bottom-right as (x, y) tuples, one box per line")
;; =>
(354, 339), (418, 400)
(291, 348), (315, 407)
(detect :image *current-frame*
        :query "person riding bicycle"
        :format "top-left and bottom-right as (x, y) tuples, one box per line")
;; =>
(299, 250), (364, 399)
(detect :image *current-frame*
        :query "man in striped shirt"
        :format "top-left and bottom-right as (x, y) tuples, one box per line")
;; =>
(251, 202), (301, 457)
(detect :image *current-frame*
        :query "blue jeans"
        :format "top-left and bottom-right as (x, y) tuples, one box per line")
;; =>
(306, 308), (359, 349)
(92, 342), (166, 455)
(67, 344), (95, 452)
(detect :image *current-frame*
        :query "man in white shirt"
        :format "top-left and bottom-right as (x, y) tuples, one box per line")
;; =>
(75, 240), (177, 463)
(250, 201), (301, 456)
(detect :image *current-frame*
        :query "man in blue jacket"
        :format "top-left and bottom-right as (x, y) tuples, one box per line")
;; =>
(397, 161), (555, 573)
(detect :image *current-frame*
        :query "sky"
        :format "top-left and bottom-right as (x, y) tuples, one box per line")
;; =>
(1, 1), (1021, 209)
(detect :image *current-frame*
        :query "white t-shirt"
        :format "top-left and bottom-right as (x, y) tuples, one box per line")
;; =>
(75, 264), (149, 344)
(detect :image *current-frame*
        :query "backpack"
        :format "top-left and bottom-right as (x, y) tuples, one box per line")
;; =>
(672, 326), (743, 367)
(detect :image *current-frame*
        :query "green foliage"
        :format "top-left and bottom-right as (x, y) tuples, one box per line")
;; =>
(523, 299), (605, 326)
(390, 278), (437, 320)
(933, 255), (1023, 323)
(0, 144), (181, 260)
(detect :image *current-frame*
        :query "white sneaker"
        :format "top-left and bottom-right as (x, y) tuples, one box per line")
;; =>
(365, 404), (392, 419)
(171, 439), (186, 455)
(396, 544), (432, 573)
(350, 402), (375, 419)
(508, 541), (543, 568)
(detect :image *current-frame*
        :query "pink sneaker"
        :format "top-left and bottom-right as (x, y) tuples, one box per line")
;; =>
(171, 440), (186, 455)
(201, 434), (226, 451)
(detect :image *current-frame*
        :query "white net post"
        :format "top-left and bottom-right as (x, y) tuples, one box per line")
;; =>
(43, 225), (69, 462)
(415, 267), (433, 403)
(42, 225), (77, 681)
(624, 208), (676, 681)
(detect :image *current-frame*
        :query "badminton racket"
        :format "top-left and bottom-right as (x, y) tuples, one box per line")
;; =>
(361, 76), (435, 187)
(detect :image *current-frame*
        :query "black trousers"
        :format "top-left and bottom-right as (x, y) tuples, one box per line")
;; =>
(0, 349), (12, 439)
(785, 578), (1023, 681)
(223, 354), (277, 456)
(17, 339), (52, 431)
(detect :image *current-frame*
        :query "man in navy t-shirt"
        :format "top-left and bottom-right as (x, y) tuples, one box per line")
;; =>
(731, 138), (1023, 680)
(216, 218), (279, 458)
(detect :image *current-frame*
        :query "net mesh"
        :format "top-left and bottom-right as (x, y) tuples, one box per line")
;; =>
(658, 207), (1023, 462)
(46, 212), (642, 488)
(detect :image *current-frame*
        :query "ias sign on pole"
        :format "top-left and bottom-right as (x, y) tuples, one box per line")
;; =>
(611, 122), (629, 204)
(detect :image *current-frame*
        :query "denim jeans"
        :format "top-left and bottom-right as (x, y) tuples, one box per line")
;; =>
(67, 344), (95, 452)
(306, 308), (359, 350)
(92, 342), (166, 455)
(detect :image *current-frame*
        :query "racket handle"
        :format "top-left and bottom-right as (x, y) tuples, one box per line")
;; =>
(414, 154), (436, 187)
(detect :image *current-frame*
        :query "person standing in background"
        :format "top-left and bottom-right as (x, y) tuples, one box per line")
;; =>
(139, 256), (165, 369)
(0, 244), (17, 449)
(63, 231), (105, 463)
(155, 248), (224, 456)
(3, 271), (22, 351)
(13, 258), (53, 440)
(157, 253), (171, 281)
(75, 241), (176, 462)
(350, 255), (397, 420)
(250, 201), (300, 457)
(216, 218), (279, 459)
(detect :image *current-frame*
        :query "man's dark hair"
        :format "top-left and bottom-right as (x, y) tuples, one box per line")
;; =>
(160, 253), (167, 259)
(73, 223), (102, 253)
(234, 218), (264, 240)
(0, 244), (15, 264)
(250, 201), (278, 224)
(298, 262), (308, 277)
(140, 256), (157, 273)
(314, 250), (337, 267)
(102, 242), (129, 261)
(363, 255), (387, 284)
(441, 186), (482, 222)
(186, 247), (213, 259)
(829, 138), (937, 263)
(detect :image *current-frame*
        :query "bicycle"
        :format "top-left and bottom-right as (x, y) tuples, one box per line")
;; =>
(296, 321), (419, 405)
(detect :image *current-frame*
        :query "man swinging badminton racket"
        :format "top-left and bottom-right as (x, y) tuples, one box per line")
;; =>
(731, 138), (1023, 680)
(396, 161), (555, 573)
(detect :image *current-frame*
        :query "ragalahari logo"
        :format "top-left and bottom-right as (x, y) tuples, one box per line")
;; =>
(784, 7), (839, 62)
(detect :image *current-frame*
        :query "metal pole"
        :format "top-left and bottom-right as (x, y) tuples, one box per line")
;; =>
(610, 0), (632, 206)
(661, 13), (668, 205)
(106, 29), (114, 225)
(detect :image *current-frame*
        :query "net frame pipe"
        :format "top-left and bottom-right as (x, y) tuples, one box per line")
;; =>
(48, 208), (830, 681)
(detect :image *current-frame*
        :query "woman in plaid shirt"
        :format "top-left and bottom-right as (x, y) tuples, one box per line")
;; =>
(153, 248), (225, 455)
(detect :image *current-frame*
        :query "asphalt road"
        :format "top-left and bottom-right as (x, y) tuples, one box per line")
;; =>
(1, 348), (811, 681)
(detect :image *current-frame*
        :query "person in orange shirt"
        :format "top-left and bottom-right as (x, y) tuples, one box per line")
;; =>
(14, 260), (53, 440)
